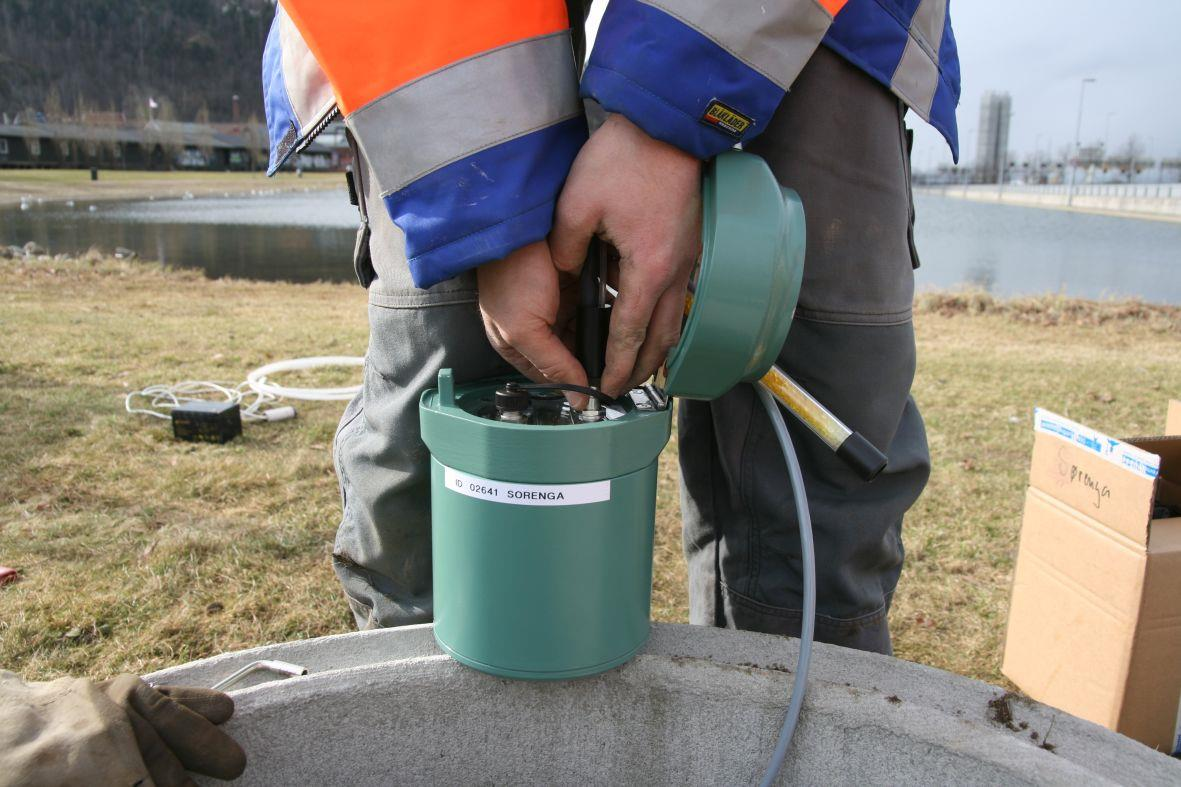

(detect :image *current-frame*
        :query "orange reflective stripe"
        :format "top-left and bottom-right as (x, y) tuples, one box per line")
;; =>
(280, 0), (570, 114)
(817, 0), (848, 16)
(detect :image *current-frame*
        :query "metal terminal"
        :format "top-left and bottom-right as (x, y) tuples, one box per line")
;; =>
(628, 380), (675, 411)
(579, 402), (604, 422)
(642, 383), (669, 411)
(211, 659), (308, 692)
(628, 389), (654, 411)
(628, 384), (670, 412)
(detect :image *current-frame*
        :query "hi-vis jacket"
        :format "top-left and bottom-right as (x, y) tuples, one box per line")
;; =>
(264, 0), (959, 289)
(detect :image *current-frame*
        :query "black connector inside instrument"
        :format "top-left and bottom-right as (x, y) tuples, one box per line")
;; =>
(576, 237), (610, 384)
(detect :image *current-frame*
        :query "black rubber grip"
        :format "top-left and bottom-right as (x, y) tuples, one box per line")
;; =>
(577, 238), (609, 381)
(836, 432), (888, 482)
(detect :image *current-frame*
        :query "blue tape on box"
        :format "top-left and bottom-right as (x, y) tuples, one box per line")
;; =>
(1034, 408), (1160, 480)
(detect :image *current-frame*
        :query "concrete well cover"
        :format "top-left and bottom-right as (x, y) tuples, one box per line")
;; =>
(147, 623), (1179, 785)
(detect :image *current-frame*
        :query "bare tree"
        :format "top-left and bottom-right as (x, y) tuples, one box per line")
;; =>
(0, 1), (272, 124)
(43, 84), (65, 121)
(1117, 135), (1147, 182)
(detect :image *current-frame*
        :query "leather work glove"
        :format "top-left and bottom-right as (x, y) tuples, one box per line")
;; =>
(0, 670), (246, 787)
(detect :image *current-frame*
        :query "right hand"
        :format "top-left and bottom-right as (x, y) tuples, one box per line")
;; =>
(477, 241), (589, 407)
(549, 113), (702, 398)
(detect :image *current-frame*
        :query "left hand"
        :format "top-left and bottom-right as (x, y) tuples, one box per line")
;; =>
(477, 241), (589, 407)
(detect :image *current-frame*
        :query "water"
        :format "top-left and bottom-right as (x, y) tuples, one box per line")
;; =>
(3, 190), (1180, 303)
(2, 190), (358, 283)
(912, 194), (1181, 304)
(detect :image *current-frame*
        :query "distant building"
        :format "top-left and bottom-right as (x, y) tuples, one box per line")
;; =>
(975, 91), (1011, 184)
(0, 119), (350, 173)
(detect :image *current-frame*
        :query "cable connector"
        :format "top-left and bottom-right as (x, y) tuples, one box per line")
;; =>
(262, 406), (297, 422)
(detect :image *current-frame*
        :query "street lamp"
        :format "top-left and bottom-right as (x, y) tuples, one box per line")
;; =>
(961, 126), (976, 197)
(998, 110), (1016, 198)
(1066, 77), (1096, 206)
(1033, 133), (1045, 183)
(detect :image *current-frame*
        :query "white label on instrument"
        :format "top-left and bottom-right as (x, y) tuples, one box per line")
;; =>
(443, 465), (610, 507)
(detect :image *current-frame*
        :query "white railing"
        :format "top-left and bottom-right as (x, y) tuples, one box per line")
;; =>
(922, 182), (1181, 200)
(915, 181), (1181, 218)
(997, 182), (1181, 199)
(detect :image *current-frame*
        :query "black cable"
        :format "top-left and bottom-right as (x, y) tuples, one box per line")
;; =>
(577, 238), (609, 385)
(517, 383), (622, 406)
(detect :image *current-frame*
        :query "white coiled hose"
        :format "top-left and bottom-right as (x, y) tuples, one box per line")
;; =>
(125, 356), (363, 422)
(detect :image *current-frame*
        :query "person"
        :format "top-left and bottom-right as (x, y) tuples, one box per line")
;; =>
(0, 670), (245, 786)
(264, 0), (959, 653)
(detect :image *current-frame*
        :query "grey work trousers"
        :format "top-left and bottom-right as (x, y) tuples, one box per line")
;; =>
(332, 45), (929, 654)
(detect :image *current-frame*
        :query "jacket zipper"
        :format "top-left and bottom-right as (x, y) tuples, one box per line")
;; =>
(295, 104), (340, 155)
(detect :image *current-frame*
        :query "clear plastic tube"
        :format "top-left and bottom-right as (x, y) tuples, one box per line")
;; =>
(759, 365), (851, 450)
(755, 382), (816, 787)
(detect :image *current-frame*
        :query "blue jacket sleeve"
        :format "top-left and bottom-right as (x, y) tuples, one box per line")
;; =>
(263, 2), (586, 289)
(582, 0), (845, 159)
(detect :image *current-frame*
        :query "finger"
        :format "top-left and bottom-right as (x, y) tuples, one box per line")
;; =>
(128, 682), (247, 780)
(503, 316), (590, 409)
(600, 264), (666, 397)
(606, 254), (621, 298)
(484, 320), (544, 382)
(124, 708), (199, 787)
(155, 685), (235, 725)
(549, 191), (600, 275)
(627, 268), (691, 390)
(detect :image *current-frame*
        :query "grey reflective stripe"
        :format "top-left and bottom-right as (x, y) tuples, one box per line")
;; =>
(888, 0), (946, 119)
(639, 0), (834, 91)
(347, 31), (580, 197)
(277, 4), (335, 131)
(908, 0), (947, 59)
(890, 35), (939, 119)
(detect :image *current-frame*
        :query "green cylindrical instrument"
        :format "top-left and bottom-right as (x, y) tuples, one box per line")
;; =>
(420, 371), (671, 679)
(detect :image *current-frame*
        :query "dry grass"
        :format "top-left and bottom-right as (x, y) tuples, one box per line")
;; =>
(898, 290), (1180, 680)
(1, 255), (366, 678)
(1, 258), (1179, 686)
(0, 169), (340, 207)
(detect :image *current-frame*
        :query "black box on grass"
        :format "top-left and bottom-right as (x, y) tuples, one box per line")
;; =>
(171, 400), (242, 443)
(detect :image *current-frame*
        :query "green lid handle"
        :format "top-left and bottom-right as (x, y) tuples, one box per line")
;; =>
(438, 368), (455, 407)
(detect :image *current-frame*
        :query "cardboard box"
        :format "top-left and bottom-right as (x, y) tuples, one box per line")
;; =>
(1169, 400), (1180, 434)
(1002, 407), (1181, 751)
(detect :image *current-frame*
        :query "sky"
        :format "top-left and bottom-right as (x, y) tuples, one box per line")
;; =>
(586, 1), (1181, 172)
(909, 1), (1181, 171)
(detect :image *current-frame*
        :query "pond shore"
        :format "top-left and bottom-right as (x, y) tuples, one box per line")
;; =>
(917, 183), (1181, 224)
(0, 169), (342, 207)
(1, 252), (1179, 686)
